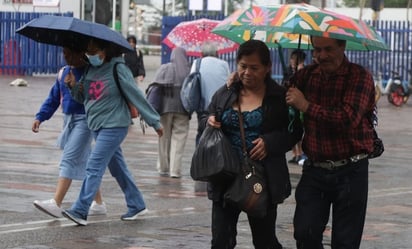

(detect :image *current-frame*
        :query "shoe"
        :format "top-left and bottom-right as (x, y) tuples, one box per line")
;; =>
(121, 208), (148, 221)
(158, 171), (169, 177)
(62, 209), (87, 226)
(88, 201), (107, 216)
(170, 174), (181, 178)
(33, 199), (63, 218)
(298, 154), (308, 166)
(288, 156), (298, 164)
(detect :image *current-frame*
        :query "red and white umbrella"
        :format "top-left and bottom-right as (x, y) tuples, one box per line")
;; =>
(163, 18), (239, 57)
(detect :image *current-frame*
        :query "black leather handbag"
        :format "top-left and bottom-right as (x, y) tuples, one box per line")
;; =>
(224, 155), (268, 218)
(224, 102), (269, 218)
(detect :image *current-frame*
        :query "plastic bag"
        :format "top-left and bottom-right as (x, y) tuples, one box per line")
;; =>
(190, 126), (239, 182)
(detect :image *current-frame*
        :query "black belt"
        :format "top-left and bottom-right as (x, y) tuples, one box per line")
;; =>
(307, 153), (369, 170)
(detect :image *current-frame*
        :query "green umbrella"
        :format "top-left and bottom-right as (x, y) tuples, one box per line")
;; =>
(212, 3), (389, 51)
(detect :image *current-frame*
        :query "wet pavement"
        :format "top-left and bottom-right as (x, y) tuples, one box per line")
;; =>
(1, 57), (412, 249)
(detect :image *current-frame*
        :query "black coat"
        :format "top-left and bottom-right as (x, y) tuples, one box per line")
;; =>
(203, 78), (303, 204)
(124, 49), (145, 78)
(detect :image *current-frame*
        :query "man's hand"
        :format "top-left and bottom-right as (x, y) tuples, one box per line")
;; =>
(286, 87), (309, 112)
(226, 72), (240, 88)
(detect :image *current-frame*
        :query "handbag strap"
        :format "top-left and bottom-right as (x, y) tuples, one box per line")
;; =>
(236, 100), (247, 156)
(195, 58), (202, 73)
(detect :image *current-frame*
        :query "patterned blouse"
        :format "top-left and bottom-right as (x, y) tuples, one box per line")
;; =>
(221, 107), (263, 159)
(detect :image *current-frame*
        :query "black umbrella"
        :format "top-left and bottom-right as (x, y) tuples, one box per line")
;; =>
(16, 15), (133, 53)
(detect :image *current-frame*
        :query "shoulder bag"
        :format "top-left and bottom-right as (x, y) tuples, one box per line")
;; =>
(224, 102), (269, 218)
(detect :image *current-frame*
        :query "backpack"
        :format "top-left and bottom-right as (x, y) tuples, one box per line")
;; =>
(180, 58), (202, 115)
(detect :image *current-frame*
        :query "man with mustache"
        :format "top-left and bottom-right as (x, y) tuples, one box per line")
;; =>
(286, 36), (376, 249)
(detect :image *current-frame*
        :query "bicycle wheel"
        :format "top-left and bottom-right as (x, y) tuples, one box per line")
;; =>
(387, 86), (404, 107)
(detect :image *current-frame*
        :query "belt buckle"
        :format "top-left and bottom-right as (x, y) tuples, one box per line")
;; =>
(350, 154), (364, 163)
(325, 160), (336, 169)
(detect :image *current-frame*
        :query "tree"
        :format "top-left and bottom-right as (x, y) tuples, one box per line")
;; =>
(342, 0), (408, 8)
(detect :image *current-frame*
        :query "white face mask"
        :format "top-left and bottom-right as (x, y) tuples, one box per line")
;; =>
(86, 54), (104, 66)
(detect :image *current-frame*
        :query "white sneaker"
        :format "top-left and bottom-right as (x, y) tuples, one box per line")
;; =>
(33, 199), (63, 218)
(88, 201), (107, 216)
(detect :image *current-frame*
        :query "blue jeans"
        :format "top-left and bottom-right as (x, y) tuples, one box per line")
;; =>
(293, 159), (368, 249)
(69, 127), (146, 218)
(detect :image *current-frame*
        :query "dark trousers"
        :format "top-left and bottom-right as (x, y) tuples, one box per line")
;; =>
(211, 200), (283, 249)
(293, 159), (369, 249)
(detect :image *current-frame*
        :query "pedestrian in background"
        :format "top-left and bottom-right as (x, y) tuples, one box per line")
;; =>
(63, 38), (163, 226)
(190, 41), (230, 192)
(283, 49), (307, 165)
(152, 47), (191, 178)
(124, 35), (145, 84)
(205, 40), (303, 249)
(286, 36), (375, 249)
(32, 46), (106, 218)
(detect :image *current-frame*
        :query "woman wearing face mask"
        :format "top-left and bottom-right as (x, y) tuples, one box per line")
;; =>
(63, 38), (163, 226)
(32, 46), (106, 218)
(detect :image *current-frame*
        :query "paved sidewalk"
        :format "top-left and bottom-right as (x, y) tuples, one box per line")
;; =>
(0, 66), (412, 248)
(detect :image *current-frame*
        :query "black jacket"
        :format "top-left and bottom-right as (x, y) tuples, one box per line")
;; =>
(203, 78), (303, 204)
(124, 49), (145, 78)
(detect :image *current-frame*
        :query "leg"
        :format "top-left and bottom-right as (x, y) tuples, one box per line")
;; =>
(58, 114), (94, 205)
(211, 201), (240, 249)
(169, 113), (189, 177)
(294, 167), (331, 249)
(69, 127), (128, 219)
(33, 177), (72, 218)
(248, 205), (283, 249)
(331, 160), (369, 249)
(93, 188), (103, 204)
(34, 115), (93, 218)
(289, 144), (298, 163)
(54, 177), (72, 206)
(157, 114), (172, 175)
(107, 147), (146, 216)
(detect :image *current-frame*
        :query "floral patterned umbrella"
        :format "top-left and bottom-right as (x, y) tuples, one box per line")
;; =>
(163, 18), (239, 57)
(212, 3), (388, 51)
(212, 4), (312, 49)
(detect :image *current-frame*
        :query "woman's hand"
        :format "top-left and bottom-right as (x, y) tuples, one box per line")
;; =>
(249, 137), (267, 161)
(32, 120), (41, 133)
(64, 70), (76, 89)
(156, 127), (164, 137)
(207, 115), (221, 128)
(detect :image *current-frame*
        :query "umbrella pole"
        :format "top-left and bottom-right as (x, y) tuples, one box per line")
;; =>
(277, 44), (287, 76)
